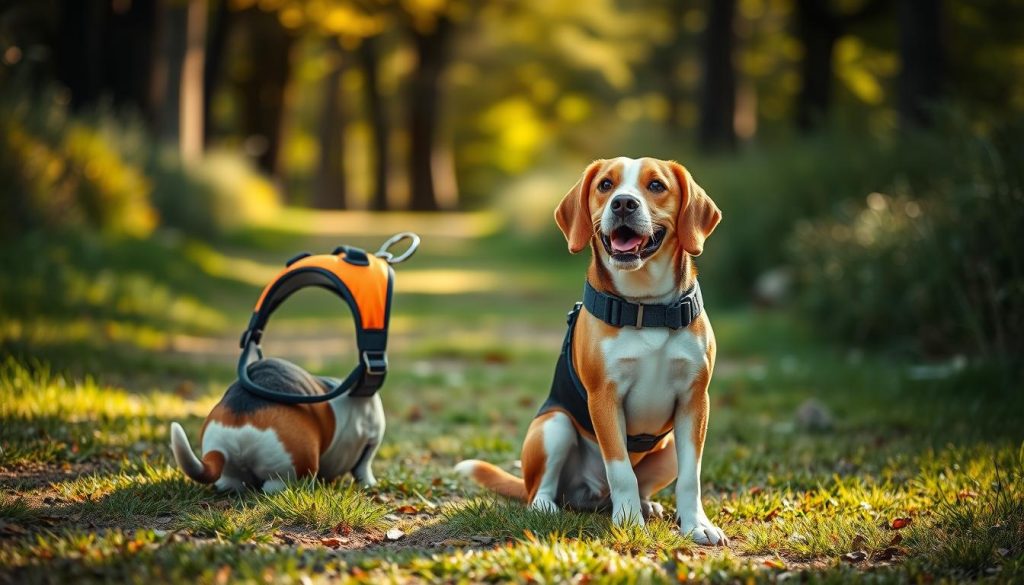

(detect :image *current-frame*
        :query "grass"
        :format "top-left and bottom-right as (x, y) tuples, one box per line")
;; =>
(1, 210), (1022, 583)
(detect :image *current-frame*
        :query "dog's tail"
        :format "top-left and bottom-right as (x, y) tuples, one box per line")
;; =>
(170, 422), (224, 484)
(454, 459), (527, 501)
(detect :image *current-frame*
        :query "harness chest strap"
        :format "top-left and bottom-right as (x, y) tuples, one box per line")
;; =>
(539, 281), (705, 453)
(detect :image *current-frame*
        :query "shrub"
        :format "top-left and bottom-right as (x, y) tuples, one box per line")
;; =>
(789, 117), (1024, 360)
(0, 109), (156, 238)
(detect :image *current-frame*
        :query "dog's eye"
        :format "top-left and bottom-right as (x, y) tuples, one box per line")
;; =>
(597, 178), (614, 192)
(648, 180), (666, 193)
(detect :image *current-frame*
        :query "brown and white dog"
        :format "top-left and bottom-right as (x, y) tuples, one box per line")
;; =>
(170, 357), (385, 493)
(456, 157), (726, 545)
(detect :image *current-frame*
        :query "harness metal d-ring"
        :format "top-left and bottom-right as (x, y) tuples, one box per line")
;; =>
(375, 232), (420, 265)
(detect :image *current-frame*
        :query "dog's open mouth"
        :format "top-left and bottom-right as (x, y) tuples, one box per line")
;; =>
(601, 225), (666, 261)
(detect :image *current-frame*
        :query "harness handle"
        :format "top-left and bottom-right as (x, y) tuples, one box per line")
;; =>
(375, 232), (420, 265)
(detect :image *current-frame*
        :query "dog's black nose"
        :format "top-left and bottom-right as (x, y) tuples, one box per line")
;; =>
(611, 194), (641, 217)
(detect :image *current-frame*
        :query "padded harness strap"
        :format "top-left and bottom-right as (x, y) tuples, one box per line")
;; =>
(236, 247), (394, 403)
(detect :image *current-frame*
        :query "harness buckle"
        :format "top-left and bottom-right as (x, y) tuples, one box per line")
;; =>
(239, 328), (263, 349)
(634, 304), (644, 329)
(362, 350), (388, 375)
(567, 302), (583, 325)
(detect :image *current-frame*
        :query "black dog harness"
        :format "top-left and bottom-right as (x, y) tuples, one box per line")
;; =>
(539, 280), (704, 452)
(237, 233), (419, 404)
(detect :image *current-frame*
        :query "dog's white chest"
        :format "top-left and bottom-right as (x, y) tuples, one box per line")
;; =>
(600, 326), (707, 434)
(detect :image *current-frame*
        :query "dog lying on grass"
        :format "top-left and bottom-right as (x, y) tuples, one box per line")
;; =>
(170, 357), (384, 493)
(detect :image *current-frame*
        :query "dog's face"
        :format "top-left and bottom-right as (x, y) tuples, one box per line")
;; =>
(555, 157), (721, 276)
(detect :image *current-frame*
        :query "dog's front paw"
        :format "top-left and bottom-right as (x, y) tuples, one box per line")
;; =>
(530, 497), (558, 513)
(641, 500), (664, 521)
(679, 515), (728, 546)
(612, 501), (645, 527)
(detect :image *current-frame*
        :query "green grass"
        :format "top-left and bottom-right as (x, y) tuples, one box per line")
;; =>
(1, 211), (1022, 583)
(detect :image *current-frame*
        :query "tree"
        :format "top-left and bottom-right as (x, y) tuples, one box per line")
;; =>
(794, 0), (890, 131)
(698, 0), (737, 151)
(359, 34), (390, 211)
(313, 37), (348, 209)
(235, 6), (295, 178)
(406, 12), (454, 211)
(898, 0), (944, 128)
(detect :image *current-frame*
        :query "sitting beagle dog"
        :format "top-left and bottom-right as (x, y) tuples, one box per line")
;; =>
(457, 157), (726, 545)
(170, 357), (385, 493)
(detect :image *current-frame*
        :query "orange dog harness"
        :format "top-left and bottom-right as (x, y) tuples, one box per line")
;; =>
(237, 233), (419, 403)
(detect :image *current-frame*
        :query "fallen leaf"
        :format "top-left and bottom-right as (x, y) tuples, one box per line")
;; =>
(321, 538), (343, 549)
(851, 534), (867, 551)
(888, 533), (903, 547)
(763, 558), (786, 570)
(891, 517), (912, 530)
(395, 505), (418, 515)
(749, 486), (763, 496)
(872, 546), (901, 562)
(385, 528), (405, 541)
(763, 508), (780, 522)
(842, 551), (867, 563)
(957, 489), (978, 501)
(334, 523), (352, 535)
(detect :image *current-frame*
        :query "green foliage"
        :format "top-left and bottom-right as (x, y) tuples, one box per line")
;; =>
(0, 104), (156, 239)
(789, 117), (1024, 358)
(0, 89), (278, 241)
(149, 148), (280, 239)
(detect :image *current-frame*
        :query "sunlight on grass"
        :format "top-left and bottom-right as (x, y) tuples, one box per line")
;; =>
(254, 209), (503, 238)
(54, 461), (210, 520)
(177, 505), (274, 544)
(258, 478), (389, 532)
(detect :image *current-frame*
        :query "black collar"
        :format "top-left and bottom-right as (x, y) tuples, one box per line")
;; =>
(582, 280), (703, 329)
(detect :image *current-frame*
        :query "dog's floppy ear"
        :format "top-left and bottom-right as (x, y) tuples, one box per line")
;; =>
(670, 162), (721, 257)
(554, 160), (604, 254)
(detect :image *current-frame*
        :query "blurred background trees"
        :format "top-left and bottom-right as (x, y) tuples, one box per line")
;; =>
(1, 0), (1023, 360)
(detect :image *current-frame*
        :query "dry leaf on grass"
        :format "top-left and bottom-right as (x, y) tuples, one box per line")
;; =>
(842, 551), (868, 563)
(890, 517), (912, 530)
(851, 534), (867, 551)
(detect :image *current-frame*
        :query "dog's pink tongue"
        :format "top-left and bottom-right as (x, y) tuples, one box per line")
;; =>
(611, 233), (644, 252)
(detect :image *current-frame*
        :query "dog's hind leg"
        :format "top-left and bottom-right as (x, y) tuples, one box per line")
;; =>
(634, 436), (677, 520)
(522, 410), (577, 513)
(352, 442), (381, 487)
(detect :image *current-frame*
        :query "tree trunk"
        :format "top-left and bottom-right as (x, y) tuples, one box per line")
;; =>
(898, 0), (945, 128)
(407, 16), (452, 211)
(237, 8), (294, 178)
(154, 1), (188, 146)
(359, 35), (391, 211)
(203, 0), (234, 145)
(795, 0), (840, 131)
(100, 0), (159, 119)
(179, 0), (206, 163)
(313, 38), (347, 209)
(55, 0), (105, 110)
(795, 0), (891, 132)
(698, 0), (737, 151)
(652, 0), (687, 130)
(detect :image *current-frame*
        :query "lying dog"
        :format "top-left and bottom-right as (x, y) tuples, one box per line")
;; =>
(170, 357), (384, 493)
(457, 157), (726, 545)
